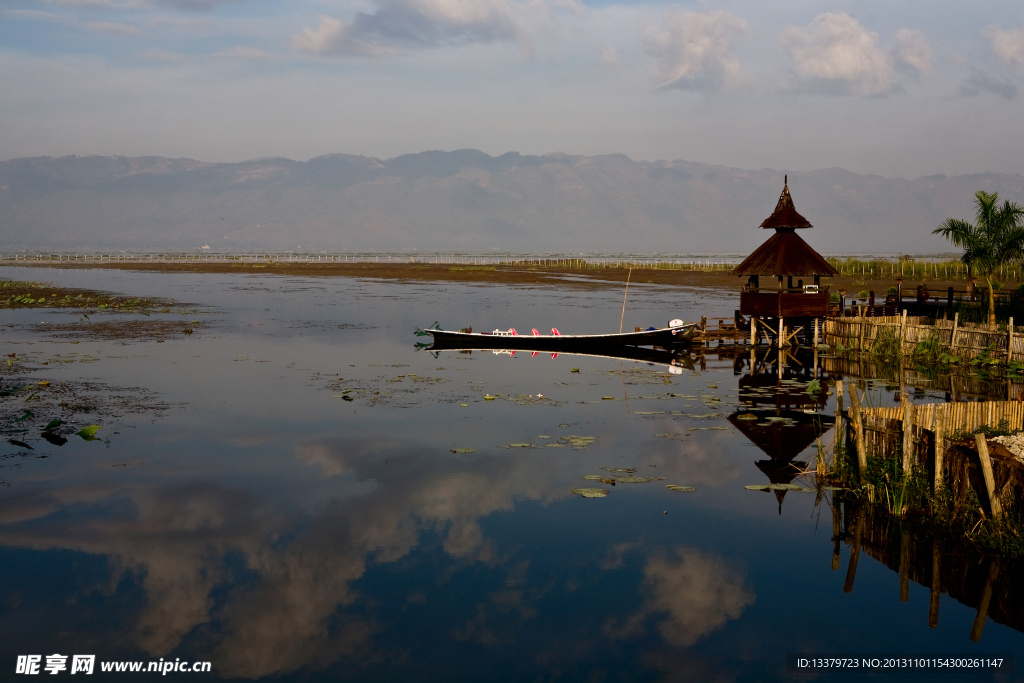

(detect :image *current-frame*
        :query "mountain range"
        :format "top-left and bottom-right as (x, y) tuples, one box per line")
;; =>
(2, 150), (1022, 254)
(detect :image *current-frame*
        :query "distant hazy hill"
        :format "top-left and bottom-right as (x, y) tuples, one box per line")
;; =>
(1, 150), (1022, 254)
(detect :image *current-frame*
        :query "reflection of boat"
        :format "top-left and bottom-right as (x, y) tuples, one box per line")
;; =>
(415, 323), (700, 352)
(418, 339), (696, 373)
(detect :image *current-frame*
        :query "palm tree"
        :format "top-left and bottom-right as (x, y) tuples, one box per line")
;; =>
(933, 191), (1024, 327)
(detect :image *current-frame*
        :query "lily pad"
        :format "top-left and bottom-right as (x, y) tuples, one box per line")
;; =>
(665, 485), (695, 492)
(617, 476), (654, 483)
(601, 467), (636, 474)
(736, 413), (758, 420)
(572, 488), (608, 498)
(450, 448), (475, 453)
(76, 425), (101, 441)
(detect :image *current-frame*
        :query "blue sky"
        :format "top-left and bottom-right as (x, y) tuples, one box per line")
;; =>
(1, 0), (1022, 178)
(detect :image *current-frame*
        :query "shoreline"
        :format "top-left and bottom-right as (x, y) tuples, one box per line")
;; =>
(1, 260), (978, 295)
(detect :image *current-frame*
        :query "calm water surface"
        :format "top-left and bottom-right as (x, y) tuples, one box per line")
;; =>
(0, 267), (1020, 682)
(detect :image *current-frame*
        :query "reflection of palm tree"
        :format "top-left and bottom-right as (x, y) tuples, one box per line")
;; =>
(933, 191), (1024, 327)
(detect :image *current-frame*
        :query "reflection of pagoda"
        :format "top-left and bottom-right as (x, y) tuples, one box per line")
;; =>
(729, 409), (834, 514)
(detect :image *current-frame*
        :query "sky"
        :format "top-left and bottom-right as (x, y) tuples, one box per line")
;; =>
(1, 0), (1022, 179)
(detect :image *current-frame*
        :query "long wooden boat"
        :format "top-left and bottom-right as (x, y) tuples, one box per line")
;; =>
(415, 322), (700, 352)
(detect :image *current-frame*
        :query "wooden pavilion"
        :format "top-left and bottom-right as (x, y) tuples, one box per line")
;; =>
(732, 177), (838, 345)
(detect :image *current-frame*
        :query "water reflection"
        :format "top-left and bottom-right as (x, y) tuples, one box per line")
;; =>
(831, 501), (1024, 642)
(1, 270), (1022, 681)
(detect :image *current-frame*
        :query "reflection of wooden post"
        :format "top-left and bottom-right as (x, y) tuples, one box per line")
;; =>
(903, 399), (915, 475)
(831, 500), (841, 571)
(900, 530), (910, 602)
(934, 405), (945, 495)
(848, 386), (868, 477)
(835, 380), (845, 464)
(779, 316), (785, 348)
(844, 508), (865, 593)
(975, 435), (1003, 522)
(929, 538), (941, 628)
(970, 560), (1000, 642)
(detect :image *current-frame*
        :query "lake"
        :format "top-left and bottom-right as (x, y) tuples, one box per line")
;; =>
(0, 266), (1020, 681)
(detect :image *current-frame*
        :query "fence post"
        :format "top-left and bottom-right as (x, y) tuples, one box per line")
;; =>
(903, 399), (915, 475)
(1009, 317), (1014, 363)
(974, 434), (1003, 522)
(951, 312), (959, 354)
(848, 387), (868, 478)
(934, 404), (945, 496)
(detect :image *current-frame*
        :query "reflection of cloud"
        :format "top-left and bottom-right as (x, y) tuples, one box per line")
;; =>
(0, 435), (574, 678)
(641, 9), (746, 91)
(607, 547), (753, 647)
(781, 13), (894, 96)
(636, 429), (741, 486)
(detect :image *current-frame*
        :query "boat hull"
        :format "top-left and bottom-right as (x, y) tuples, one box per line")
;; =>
(419, 324), (699, 352)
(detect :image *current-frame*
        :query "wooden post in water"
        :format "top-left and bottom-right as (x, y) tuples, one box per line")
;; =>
(934, 404), (945, 495)
(974, 434), (1003, 522)
(848, 387), (868, 478)
(929, 538), (941, 628)
(899, 309), (907, 357)
(813, 318), (819, 347)
(970, 560), (1000, 642)
(750, 317), (757, 346)
(903, 399), (915, 475)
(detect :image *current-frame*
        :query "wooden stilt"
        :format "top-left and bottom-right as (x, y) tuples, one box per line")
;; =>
(975, 434), (1003, 522)
(750, 317), (757, 346)
(813, 317), (819, 347)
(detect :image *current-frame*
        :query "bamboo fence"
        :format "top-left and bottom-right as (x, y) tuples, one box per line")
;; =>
(824, 315), (1024, 363)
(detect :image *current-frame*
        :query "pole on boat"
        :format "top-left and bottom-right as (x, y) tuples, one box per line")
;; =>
(619, 268), (633, 334)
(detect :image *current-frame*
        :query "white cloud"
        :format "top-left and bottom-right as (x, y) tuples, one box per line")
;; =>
(214, 46), (274, 60)
(598, 46), (619, 67)
(292, 0), (527, 57)
(136, 47), (188, 61)
(641, 9), (746, 91)
(85, 21), (144, 35)
(6, 9), (66, 22)
(983, 24), (1024, 71)
(781, 13), (893, 96)
(891, 28), (932, 75)
(959, 69), (1017, 100)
